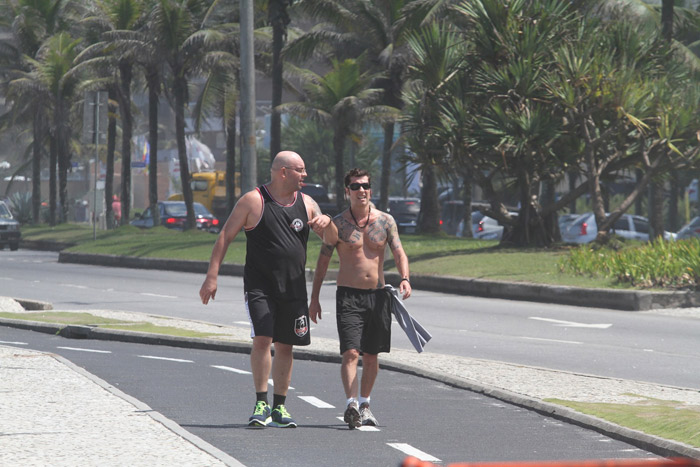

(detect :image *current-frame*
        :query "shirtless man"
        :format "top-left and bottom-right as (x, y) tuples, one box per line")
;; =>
(309, 168), (411, 429)
(200, 151), (333, 428)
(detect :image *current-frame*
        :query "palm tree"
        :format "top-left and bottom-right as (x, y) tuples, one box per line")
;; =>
(150, 0), (227, 230)
(37, 32), (83, 224)
(286, 0), (416, 211)
(0, 0), (72, 224)
(279, 57), (398, 211)
(401, 22), (465, 233)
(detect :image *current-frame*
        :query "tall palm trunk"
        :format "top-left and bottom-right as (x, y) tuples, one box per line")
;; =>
(32, 113), (42, 224)
(333, 132), (346, 212)
(105, 88), (117, 229)
(119, 62), (133, 226)
(269, 0), (288, 160)
(174, 72), (195, 230)
(49, 132), (57, 226)
(379, 122), (394, 211)
(418, 164), (440, 233)
(147, 67), (160, 227)
(226, 115), (237, 216)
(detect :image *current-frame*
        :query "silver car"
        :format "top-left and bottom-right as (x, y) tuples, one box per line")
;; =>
(561, 212), (673, 243)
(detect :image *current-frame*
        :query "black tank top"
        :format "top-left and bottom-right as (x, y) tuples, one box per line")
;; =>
(244, 185), (310, 299)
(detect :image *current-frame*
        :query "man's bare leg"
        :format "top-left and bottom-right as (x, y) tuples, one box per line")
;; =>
(341, 349), (362, 428)
(359, 353), (378, 398)
(250, 336), (273, 392)
(272, 342), (293, 396)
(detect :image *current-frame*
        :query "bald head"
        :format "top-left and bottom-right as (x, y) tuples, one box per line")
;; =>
(271, 151), (303, 171)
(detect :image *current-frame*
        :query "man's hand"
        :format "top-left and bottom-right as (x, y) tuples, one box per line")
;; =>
(308, 213), (331, 236)
(199, 277), (217, 305)
(309, 298), (322, 324)
(399, 280), (412, 300)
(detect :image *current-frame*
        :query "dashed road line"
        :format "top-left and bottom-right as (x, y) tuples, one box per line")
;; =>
(211, 365), (251, 375)
(0, 340), (28, 345)
(335, 417), (380, 431)
(520, 336), (582, 345)
(386, 443), (440, 462)
(57, 346), (112, 354)
(137, 355), (193, 363)
(298, 396), (334, 408)
(140, 293), (178, 299)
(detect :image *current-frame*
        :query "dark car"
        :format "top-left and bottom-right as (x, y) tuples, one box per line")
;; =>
(373, 197), (421, 234)
(0, 200), (20, 250)
(131, 201), (220, 232)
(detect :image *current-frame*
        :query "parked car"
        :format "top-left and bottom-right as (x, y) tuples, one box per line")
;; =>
(560, 212), (674, 243)
(557, 213), (581, 233)
(675, 216), (700, 240)
(473, 212), (519, 240)
(0, 200), (20, 250)
(301, 182), (338, 216)
(372, 197), (421, 234)
(131, 201), (220, 232)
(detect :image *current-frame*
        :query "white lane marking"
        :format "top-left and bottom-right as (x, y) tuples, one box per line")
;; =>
(266, 378), (294, 390)
(140, 293), (178, 299)
(233, 321), (250, 326)
(61, 284), (88, 289)
(57, 346), (111, 354)
(643, 349), (654, 352)
(138, 355), (193, 363)
(0, 340), (28, 345)
(521, 336), (583, 345)
(212, 365), (251, 374)
(529, 316), (612, 329)
(387, 443), (440, 462)
(298, 396), (335, 408)
(335, 417), (380, 431)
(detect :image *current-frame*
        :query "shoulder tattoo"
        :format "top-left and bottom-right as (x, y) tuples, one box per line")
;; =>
(337, 215), (363, 244)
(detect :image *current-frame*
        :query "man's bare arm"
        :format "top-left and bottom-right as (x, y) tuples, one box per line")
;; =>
(387, 215), (412, 299)
(303, 194), (333, 239)
(199, 192), (255, 304)
(309, 240), (336, 323)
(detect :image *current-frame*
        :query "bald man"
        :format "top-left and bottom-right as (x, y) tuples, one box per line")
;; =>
(200, 151), (333, 428)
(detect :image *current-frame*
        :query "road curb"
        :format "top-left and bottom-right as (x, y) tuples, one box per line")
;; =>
(58, 251), (700, 311)
(1, 314), (699, 459)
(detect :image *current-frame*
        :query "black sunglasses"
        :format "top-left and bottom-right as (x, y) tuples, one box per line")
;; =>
(348, 182), (371, 191)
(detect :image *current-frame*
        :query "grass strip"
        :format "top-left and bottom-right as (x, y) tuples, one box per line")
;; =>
(546, 397), (700, 448)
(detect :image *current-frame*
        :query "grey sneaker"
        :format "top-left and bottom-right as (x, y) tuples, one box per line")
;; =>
(359, 402), (378, 426)
(343, 401), (361, 429)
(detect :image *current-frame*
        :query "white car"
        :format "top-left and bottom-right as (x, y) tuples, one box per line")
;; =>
(561, 212), (674, 243)
(472, 212), (518, 240)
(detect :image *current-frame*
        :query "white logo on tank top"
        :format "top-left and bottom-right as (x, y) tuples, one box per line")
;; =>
(290, 218), (304, 232)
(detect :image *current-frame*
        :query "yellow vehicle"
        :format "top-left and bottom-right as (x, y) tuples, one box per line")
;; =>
(169, 170), (239, 221)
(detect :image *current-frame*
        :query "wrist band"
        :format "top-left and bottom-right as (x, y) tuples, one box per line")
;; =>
(400, 278), (410, 284)
(323, 213), (333, 220)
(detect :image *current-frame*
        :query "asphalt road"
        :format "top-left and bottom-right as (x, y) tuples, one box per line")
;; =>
(0, 326), (658, 466)
(1, 250), (698, 388)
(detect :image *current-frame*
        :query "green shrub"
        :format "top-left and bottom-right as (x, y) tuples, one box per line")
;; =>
(558, 238), (700, 289)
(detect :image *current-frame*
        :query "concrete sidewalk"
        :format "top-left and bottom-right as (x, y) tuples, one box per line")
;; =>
(1, 297), (700, 465)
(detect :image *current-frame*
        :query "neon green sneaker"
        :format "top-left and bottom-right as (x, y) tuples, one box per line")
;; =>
(270, 404), (297, 428)
(248, 401), (271, 427)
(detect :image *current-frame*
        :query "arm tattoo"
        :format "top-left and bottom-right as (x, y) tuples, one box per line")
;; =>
(386, 216), (402, 251)
(310, 199), (321, 218)
(320, 242), (335, 257)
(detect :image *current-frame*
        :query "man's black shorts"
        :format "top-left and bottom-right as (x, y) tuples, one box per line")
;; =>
(335, 286), (391, 355)
(245, 289), (310, 346)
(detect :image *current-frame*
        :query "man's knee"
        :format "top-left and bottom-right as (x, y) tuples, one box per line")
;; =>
(252, 336), (273, 351)
(342, 348), (360, 363)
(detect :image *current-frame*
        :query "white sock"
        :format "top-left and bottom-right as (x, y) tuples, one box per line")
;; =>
(346, 397), (358, 407)
(358, 396), (370, 406)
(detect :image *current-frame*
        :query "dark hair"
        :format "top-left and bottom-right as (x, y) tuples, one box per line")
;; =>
(344, 168), (371, 187)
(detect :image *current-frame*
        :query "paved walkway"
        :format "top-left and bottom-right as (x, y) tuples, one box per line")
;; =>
(1, 297), (699, 465)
